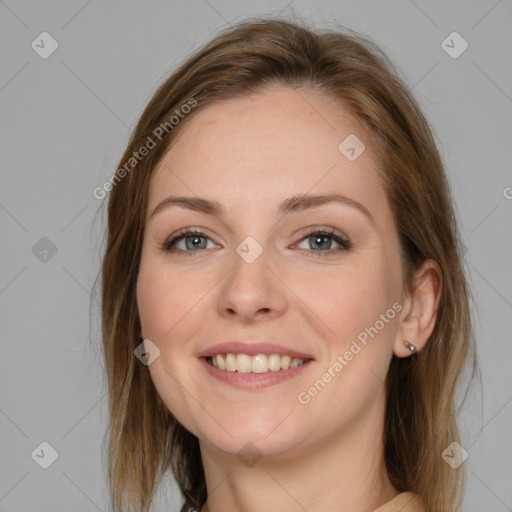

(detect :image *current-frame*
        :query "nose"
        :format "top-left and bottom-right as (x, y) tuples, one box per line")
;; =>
(217, 242), (288, 323)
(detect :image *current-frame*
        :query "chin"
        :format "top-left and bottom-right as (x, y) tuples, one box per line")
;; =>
(172, 402), (308, 457)
(198, 422), (309, 462)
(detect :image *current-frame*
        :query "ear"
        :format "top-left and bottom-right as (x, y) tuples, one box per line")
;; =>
(394, 259), (442, 358)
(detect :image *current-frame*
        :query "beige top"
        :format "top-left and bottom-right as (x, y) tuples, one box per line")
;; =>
(373, 492), (424, 512)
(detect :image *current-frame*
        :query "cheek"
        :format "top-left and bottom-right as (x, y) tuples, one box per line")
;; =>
(296, 258), (396, 351)
(136, 256), (211, 344)
(292, 263), (398, 433)
(136, 255), (210, 432)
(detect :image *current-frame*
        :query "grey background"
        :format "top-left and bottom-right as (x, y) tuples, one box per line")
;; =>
(1, 1), (511, 511)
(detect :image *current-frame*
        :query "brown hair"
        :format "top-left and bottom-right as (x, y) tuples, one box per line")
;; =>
(98, 16), (477, 512)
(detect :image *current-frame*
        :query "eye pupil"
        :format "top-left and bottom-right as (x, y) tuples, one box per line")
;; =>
(186, 236), (206, 250)
(312, 235), (331, 250)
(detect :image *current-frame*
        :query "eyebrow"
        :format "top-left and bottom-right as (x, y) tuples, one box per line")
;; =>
(149, 193), (373, 222)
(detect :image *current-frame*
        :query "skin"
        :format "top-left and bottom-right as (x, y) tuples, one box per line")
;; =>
(136, 85), (441, 512)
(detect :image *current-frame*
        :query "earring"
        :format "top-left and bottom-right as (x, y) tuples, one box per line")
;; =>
(403, 340), (416, 355)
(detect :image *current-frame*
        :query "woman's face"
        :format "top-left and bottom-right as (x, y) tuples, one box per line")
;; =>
(136, 86), (405, 459)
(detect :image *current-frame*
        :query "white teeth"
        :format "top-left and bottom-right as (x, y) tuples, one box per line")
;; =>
(215, 354), (225, 370)
(225, 353), (237, 371)
(251, 354), (268, 373)
(268, 354), (281, 371)
(236, 354), (252, 373)
(208, 353), (307, 373)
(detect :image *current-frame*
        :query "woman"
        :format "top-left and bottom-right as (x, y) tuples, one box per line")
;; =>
(100, 17), (476, 512)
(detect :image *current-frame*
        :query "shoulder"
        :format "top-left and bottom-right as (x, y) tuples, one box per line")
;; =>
(373, 492), (424, 512)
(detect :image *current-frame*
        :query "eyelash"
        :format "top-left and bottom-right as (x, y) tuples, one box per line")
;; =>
(159, 227), (352, 258)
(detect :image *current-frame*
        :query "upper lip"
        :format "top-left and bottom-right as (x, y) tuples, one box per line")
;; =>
(197, 341), (314, 360)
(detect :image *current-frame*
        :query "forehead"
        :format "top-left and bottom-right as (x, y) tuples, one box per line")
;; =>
(148, 86), (386, 218)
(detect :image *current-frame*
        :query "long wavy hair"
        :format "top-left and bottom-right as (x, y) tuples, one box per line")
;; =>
(98, 17), (477, 512)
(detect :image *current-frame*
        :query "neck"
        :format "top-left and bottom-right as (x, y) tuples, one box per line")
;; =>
(198, 390), (399, 512)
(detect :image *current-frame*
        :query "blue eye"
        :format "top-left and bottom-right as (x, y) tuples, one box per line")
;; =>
(295, 229), (351, 256)
(161, 229), (217, 255)
(160, 227), (351, 257)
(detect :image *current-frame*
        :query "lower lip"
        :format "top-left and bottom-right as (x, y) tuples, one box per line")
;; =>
(198, 357), (313, 390)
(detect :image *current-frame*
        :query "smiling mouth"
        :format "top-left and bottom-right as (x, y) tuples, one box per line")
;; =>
(206, 353), (313, 373)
